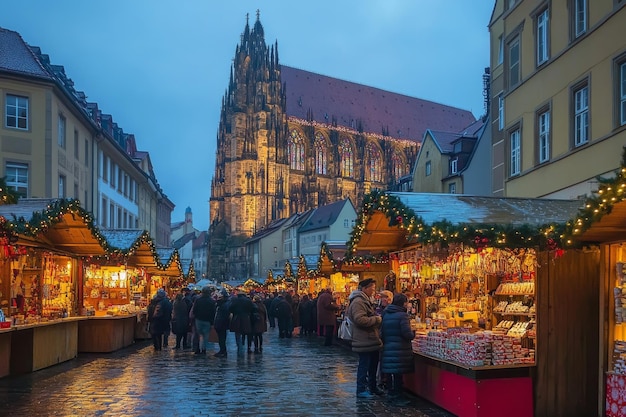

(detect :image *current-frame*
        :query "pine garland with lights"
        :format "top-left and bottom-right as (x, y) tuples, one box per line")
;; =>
(347, 189), (568, 259)
(0, 177), (20, 205)
(562, 147), (626, 246)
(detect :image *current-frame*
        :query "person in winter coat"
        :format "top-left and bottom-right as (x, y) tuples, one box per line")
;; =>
(171, 293), (190, 349)
(264, 292), (276, 328)
(229, 293), (254, 353)
(249, 295), (268, 353)
(298, 294), (314, 336)
(380, 293), (415, 406)
(192, 286), (217, 354)
(213, 289), (231, 357)
(346, 278), (383, 399)
(147, 288), (173, 351)
(274, 292), (293, 338)
(317, 288), (340, 346)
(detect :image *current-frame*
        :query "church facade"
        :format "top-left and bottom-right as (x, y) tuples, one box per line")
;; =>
(208, 14), (476, 280)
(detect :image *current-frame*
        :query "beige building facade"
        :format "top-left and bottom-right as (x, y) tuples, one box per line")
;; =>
(489, 0), (626, 199)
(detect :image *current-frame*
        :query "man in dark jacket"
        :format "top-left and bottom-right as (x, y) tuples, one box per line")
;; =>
(148, 288), (173, 351)
(213, 289), (231, 357)
(317, 288), (340, 346)
(229, 292), (254, 354)
(192, 286), (217, 354)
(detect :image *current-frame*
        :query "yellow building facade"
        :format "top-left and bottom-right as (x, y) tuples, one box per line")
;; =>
(489, 0), (626, 199)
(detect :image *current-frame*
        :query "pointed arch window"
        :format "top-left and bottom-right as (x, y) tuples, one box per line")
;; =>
(392, 153), (404, 180)
(314, 132), (327, 175)
(288, 129), (305, 171)
(339, 137), (354, 177)
(366, 143), (382, 182)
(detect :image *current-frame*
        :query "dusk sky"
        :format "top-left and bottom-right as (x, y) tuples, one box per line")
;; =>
(1, 1), (494, 230)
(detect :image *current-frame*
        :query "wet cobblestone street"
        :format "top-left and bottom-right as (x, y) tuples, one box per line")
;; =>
(0, 328), (454, 417)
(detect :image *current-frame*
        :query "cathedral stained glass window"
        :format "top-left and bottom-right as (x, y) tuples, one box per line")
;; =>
(289, 129), (305, 171)
(366, 142), (382, 182)
(392, 152), (405, 179)
(340, 137), (354, 177)
(314, 132), (327, 175)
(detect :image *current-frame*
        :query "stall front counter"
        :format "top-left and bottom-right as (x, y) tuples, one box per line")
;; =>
(78, 314), (138, 353)
(10, 317), (86, 375)
(406, 352), (534, 417)
(0, 327), (13, 378)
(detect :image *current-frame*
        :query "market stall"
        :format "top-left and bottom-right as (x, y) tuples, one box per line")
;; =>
(563, 158), (626, 417)
(77, 230), (182, 353)
(347, 190), (592, 417)
(0, 199), (101, 374)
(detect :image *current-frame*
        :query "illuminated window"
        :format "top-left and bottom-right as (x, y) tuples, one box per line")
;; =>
(314, 132), (327, 175)
(339, 137), (354, 177)
(289, 129), (305, 171)
(5, 163), (28, 197)
(392, 153), (404, 179)
(366, 143), (382, 182)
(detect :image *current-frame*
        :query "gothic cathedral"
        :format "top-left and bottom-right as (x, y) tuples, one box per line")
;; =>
(208, 13), (476, 280)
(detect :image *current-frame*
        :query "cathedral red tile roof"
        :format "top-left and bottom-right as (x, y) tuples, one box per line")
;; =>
(280, 65), (476, 143)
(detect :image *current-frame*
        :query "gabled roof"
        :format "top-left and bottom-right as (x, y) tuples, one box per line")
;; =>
(246, 217), (290, 244)
(426, 130), (463, 153)
(299, 199), (353, 233)
(172, 232), (196, 250)
(0, 28), (51, 79)
(280, 65), (476, 143)
(192, 231), (208, 250)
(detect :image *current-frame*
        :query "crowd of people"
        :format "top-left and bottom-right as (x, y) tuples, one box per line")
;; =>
(146, 279), (415, 406)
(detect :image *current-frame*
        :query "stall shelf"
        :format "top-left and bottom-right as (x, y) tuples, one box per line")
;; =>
(10, 317), (86, 375)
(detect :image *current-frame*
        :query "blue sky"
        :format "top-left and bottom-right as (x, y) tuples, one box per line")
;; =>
(1, 1), (494, 230)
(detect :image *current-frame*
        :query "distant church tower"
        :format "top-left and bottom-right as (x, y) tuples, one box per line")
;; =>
(207, 12), (475, 280)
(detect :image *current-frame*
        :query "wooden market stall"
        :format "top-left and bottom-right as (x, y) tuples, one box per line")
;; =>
(77, 231), (183, 353)
(347, 190), (598, 417)
(562, 158), (626, 417)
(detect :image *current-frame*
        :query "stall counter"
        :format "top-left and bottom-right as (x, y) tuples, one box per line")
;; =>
(77, 314), (139, 353)
(10, 317), (87, 375)
(0, 327), (13, 378)
(405, 352), (534, 417)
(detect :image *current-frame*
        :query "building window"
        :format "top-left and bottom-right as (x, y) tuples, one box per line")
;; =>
(110, 162), (116, 188)
(5, 94), (28, 130)
(498, 35), (504, 65)
(498, 94), (505, 131)
(110, 203), (115, 228)
(450, 158), (458, 174)
(288, 129), (305, 171)
(425, 161), (432, 176)
(74, 130), (79, 159)
(536, 8), (549, 66)
(537, 109), (551, 163)
(58, 115), (66, 148)
(366, 143), (382, 182)
(101, 197), (108, 227)
(314, 132), (327, 175)
(573, 83), (589, 147)
(510, 129), (521, 176)
(618, 59), (626, 126)
(448, 183), (457, 194)
(508, 36), (521, 88)
(572, 0), (587, 39)
(392, 153), (404, 180)
(85, 139), (89, 166)
(74, 183), (78, 199)
(339, 137), (354, 177)
(58, 175), (66, 198)
(5, 163), (28, 197)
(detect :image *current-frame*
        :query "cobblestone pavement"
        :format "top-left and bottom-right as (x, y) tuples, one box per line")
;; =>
(0, 328), (455, 417)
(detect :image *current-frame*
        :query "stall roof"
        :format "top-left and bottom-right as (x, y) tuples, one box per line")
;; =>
(351, 192), (583, 253)
(577, 200), (626, 243)
(0, 199), (182, 274)
(0, 198), (106, 255)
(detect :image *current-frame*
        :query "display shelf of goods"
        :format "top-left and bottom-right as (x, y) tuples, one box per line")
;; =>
(494, 281), (535, 296)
